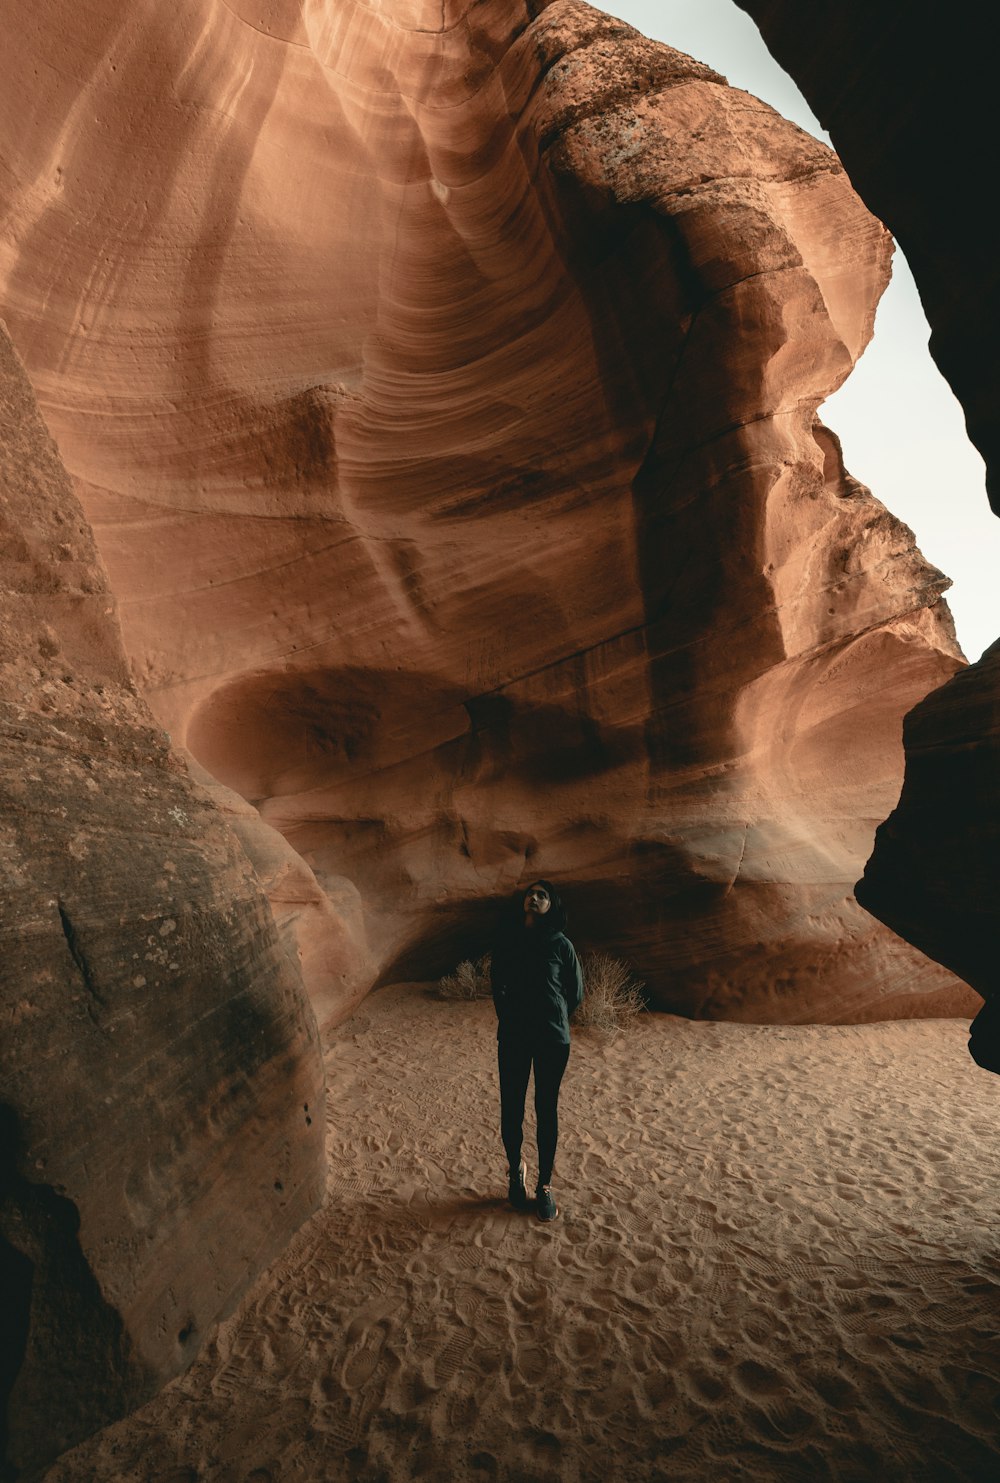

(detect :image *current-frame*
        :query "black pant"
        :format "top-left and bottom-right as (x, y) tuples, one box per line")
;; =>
(498, 1038), (570, 1187)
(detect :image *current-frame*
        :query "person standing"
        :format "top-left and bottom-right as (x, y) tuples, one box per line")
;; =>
(490, 880), (584, 1222)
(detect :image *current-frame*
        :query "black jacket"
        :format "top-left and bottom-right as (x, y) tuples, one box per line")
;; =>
(491, 928), (584, 1046)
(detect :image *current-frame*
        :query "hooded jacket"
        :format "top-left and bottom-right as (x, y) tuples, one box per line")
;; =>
(491, 926), (584, 1046)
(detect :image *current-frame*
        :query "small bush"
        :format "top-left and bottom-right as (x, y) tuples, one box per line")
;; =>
(433, 948), (645, 1032)
(436, 954), (492, 1001)
(576, 952), (645, 1034)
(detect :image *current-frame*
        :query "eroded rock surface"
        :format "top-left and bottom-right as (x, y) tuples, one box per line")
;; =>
(0, 0), (972, 1020)
(733, 0), (998, 509)
(733, 1), (998, 1005)
(0, 322), (325, 1480)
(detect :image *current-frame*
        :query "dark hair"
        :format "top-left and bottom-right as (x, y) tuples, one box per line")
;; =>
(496, 878), (567, 940)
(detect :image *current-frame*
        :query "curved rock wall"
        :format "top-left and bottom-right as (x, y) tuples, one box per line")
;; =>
(0, 322), (325, 1480)
(733, 0), (998, 510)
(0, 0), (971, 1020)
(733, 0), (1000, 1004)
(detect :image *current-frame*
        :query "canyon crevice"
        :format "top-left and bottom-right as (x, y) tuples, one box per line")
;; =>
(0, 0), (970, 1031)
(732, 1), (999, 1005)
(0, 1), (984, 1468)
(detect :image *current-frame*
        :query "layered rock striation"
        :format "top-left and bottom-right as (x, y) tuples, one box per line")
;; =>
(0, 0), (973, 1021)
(734, 0), (999, 511)
(733, 1), (1000, 1005)
(0, 322), (325, 1480)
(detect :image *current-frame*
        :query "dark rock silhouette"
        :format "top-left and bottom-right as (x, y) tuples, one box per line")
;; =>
(733, 2), (1000, 1027)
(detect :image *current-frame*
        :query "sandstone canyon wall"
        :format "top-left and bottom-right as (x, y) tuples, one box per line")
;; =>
(733, 1), (1000, 1003)
(0, 0), (975, 1032)
(0, 323), (326, 1479)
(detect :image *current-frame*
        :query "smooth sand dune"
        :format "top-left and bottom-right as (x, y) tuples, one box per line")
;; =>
(44, 985), (1000, 1482)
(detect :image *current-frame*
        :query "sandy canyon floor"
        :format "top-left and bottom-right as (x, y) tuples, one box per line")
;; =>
(44, 985), (1000, 1482)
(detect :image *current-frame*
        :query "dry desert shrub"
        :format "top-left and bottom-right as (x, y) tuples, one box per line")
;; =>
(436, 954), (493, 1001)
(435, 948), (645, 1032)
(576, 951), (645, 1034)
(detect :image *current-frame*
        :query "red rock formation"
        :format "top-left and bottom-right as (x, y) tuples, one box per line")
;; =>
(184, 750), (370, 1029)
(732, 1), (999, 510)
(733, 1), (1000, 1005)
(0, 322), (325, 1480)
(0, 1), (973, 1020)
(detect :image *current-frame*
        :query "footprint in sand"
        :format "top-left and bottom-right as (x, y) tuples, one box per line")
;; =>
(446, 1391), (480, 1431)
(514, 1343), (548, 1383)
(728, 1242), (822, 1287)
(358, 1157), (407, 1185)
(320, 1411), (366, 1453)
(433, 1331), (473, 1386)
(571, 1325), (600, 1359)
(454, 1227), (512, 1272)
(210, 1359), (245, 1403)
(480, 1219), (514, 1253)
(330, 1173), (376, 1199)
(838, 1304), (893, 1338)
(619, 1203), (656, 1238)
(686, 1201), (721, 1243)
(684, 1363), (728, 1404)
(554, 1213), (593, 1258)
(342, 1325), (388, 1390)
(925, 1299), (986, 1331)
(699, 1262), (741, 1304)
(629, 1265), (660, 1297)
(733, 1359), (784, 1399)
(453, 1245), (491, 1272)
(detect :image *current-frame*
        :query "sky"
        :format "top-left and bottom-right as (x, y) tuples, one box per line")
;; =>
(599, 0), (998, 661)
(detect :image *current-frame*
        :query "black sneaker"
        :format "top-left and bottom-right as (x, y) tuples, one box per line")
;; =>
(508, 1160), (529, 1209)
(535, 1184), (558, 1222)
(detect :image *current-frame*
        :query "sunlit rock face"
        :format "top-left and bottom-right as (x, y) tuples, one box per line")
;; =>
(733, 0), (998, 1004)
(733, 0), (999, 511)
(0, 0), (972, 1021)
(0, 323), (325, 1480)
